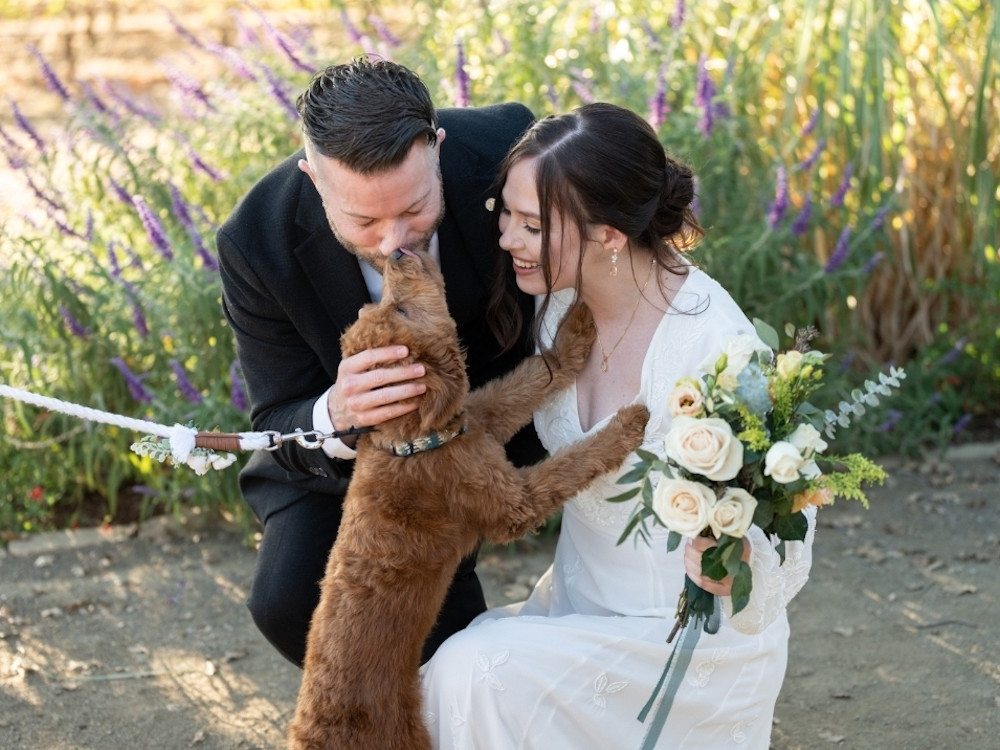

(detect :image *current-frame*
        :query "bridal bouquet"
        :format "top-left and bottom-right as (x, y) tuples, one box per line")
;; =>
(609, 319), (905, 640)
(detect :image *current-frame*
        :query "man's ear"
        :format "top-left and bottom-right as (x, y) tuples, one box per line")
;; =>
(298, 158), (317, 186)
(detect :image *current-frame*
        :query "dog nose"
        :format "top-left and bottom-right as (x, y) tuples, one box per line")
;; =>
(389, 247), (417, 262)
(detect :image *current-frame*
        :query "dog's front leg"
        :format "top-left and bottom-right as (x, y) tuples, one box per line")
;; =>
(467, 302), (595, 444)
(481, 403), (649, 543)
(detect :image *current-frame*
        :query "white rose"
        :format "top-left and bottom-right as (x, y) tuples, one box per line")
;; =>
(667, 379), (704, 417)
(709, 487), (757, 538)
(664, 416), (744, 481)
(185, 454), (212, 476)
(652, 478), (716, 537)
(763, 441), (804, 484)
(788, 423), (828, 457)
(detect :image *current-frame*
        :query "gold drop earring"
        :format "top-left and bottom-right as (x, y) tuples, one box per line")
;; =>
(609, 247), (619, 277)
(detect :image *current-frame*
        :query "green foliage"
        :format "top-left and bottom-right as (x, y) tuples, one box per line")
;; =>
(1, 0), (996, 533)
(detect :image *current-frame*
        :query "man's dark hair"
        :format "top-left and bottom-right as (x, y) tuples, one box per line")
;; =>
(296, 56), (438, 174)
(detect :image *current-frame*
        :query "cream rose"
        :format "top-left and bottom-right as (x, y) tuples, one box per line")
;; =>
(709, 487), (757, 538)
(667, 379), (704, 417)
(664, 416), (744, 481)
(776, 350), (804, 379)
(652, 478), (716, 537)
(763, 441), (804, 483)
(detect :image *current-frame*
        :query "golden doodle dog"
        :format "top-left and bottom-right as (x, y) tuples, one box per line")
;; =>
(288, 248), (649, 750)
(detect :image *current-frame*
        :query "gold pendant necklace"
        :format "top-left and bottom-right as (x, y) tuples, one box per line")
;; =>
(596, 258), (656, 373)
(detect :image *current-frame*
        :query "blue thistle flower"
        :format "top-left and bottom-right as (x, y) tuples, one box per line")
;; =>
(735, 362), (772, 416)
(830, 163), (853, 208)
(455, 39), (470, 108)
(27, 45), (72, 102)
(132, 195), (174, 261)
(767, 166), (789, 229)
(169, 359), (203, 404)
(824, 225), (853, 273)
(110, 357), (153, 404)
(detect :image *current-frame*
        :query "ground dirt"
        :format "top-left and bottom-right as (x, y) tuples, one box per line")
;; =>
(3, 5), (1000, 750)
(3, 443), (1000, 750)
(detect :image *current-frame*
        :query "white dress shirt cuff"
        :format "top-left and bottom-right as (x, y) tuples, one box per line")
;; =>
(312, 386), (357, 460)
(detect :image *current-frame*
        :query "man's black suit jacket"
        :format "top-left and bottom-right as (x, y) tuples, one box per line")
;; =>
(217, 102), (542, 525)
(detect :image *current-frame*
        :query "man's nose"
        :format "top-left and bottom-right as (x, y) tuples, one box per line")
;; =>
(377, 220), (408, 256)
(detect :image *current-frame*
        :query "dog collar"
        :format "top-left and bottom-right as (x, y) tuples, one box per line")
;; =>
(386, 421), (468, 457)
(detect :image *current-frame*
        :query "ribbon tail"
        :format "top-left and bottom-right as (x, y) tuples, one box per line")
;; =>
(637, 621), (702, 749)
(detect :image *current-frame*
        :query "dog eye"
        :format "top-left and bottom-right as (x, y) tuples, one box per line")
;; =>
(395, 305), (408, 317)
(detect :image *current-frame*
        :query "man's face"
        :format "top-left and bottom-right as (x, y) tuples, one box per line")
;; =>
(299, 131), (447, 267)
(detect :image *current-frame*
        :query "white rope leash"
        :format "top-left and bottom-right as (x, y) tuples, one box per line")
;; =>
(0, 383), (270, 474)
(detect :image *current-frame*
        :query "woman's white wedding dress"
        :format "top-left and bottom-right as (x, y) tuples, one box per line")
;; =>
(421, 268), (817, 749)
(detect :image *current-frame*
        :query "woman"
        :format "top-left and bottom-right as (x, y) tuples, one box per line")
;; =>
(421, 103), (816, 749)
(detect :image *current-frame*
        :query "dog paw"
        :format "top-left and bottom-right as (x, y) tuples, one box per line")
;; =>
(610, 404), (650, 449)
(551, 301), (596, 372)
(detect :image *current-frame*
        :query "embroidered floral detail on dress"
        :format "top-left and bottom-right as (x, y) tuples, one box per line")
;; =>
(730, 715), (757, 743)
(475, 650), (509, 691)
(687, 647), (730, 688)
(592, 672), (629, 710)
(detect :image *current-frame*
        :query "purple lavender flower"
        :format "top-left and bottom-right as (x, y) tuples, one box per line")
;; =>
(800, 108), (820, 136)
(455, 39), (470, 108)
(648, 65), (668, 131)
(108, 177), (132, 205)
(670, 0), (686, 30)
(368, 14), (402, 47)
(830, 163), (854, 208)
(169, 359), (203, 404)
(166, 11), (205, 50)
(695, 56), (716, 136)
(229, 360), (248, 412)
(110, 357), (153, 404)
(824, 225), (853, 273)
(251, 5), (315, 73)
(162, 64), (215, 113)
(79, 81), (113, 118)
(132, 195), (174, 261)
(28, 45), (72, 102)
(258, 62), (299, 121)
(952, 413), (973, 434)
(862, 251), (884, 274)
(871, 204), (891, 231)
(129, 296), (149, 339)
(879, 408), (903, 431)
(8, 98), (45, 152)
(938, 338), (967, 367)
(107, 241), (123, 278)
(340, 9), (365, 45)
(639, 19), (661, 48)
(796, 138), (825, 172)
(205, 42), (257, 81)
(767, 166), (789, 229)
(101, 80), (161, 123)
(58, 305), (90, 338)
(791, 194), (812, 236)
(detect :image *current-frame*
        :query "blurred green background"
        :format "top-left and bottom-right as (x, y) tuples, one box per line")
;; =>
(1, 0), (996, 534)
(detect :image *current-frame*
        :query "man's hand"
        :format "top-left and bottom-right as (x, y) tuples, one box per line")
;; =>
(683, 534), (750, 597)
(328, 345), (426, 441)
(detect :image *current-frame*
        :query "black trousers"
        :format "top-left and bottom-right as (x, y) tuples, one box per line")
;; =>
(245, 491), (487, 668)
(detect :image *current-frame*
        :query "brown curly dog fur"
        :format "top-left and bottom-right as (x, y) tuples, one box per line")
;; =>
(287, 249), (649, 750)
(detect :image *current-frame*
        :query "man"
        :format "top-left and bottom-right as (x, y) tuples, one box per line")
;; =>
(216, 57), (541, 667)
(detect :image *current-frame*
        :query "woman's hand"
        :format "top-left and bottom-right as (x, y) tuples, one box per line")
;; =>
(683, 535), (751, 597)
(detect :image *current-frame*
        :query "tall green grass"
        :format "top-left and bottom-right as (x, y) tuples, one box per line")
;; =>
(0, 0), (995, 533)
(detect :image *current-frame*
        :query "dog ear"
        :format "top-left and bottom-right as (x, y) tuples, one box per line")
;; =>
(415, 341), (469, 432)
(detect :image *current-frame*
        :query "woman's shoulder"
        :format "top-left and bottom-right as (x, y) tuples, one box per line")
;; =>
(671, 267), (754, 335)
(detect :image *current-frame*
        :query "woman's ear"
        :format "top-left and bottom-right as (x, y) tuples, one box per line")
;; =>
(595, 225), (627, 251)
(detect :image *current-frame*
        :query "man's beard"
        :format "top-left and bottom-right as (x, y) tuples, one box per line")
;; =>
(328, 182), (446, 274)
